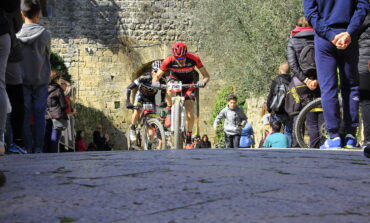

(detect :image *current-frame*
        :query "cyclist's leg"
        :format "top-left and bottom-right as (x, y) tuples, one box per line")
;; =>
(131, 91), (143, 127)
(338, 40), (360, 136)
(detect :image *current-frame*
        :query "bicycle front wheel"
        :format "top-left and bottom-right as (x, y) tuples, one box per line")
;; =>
(172, 100), (183, 149)
(294, 98), (326, 148)
(142, 118), (166, 150)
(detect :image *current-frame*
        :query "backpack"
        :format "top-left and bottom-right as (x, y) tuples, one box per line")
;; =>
(284, 77), (310, 116)
(270, 76), (291, 113)
(299, 39), (316, 76)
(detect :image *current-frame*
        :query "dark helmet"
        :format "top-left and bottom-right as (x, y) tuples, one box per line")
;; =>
(151, 60), (162, 72)
(172, 42), (187, 57)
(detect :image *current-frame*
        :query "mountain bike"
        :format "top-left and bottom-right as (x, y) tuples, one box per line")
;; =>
(165, 81), (200, 149)
(126, 103), (166, 150)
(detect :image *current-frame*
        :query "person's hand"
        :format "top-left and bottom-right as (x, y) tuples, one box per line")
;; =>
(159, 101), (167, 108)
(126, 102), (134, 109)
(306, 79), (318, 91)
(152, 81), (161, 88)
(196, 80), (206, 88)
(332, 32), (351, 50)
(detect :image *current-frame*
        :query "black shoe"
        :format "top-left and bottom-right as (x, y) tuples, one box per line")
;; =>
(362, 141), (370, 158)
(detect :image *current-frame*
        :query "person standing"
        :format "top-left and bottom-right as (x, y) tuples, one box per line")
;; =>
(358, 10), (370, 157)
(17, 0), (51, 153)
(304, 0), (368, 149)
(0, 0), (21, 155)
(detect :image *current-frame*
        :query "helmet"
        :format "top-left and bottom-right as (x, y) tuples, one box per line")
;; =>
(151, 60), (162, 72)
(172, 42), (187, 58)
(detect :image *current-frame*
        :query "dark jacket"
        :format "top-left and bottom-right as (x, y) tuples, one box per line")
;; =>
(287, 29), (315, 82)
(358, 11), (370, 94)
(266, 74), (291, 115)
(303, 0), (369, 41)
(93, 131), (106, 150)
(46, 83), (68, 120)
(0, 0), (20, 36)
(199, 141), (211, 148)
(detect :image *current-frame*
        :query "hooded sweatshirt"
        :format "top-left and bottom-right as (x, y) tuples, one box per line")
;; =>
(16, 23), (51, 86)
(214, 105), (247, 136)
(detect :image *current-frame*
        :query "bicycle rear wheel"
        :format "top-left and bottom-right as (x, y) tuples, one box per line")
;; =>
(172, 100), (183, 149)
(142, 118), (166, 150)
(294, 98), (326, 148)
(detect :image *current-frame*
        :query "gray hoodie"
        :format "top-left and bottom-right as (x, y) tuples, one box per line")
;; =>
(16, 23), (51, 86)
(214, 106), (248, 135)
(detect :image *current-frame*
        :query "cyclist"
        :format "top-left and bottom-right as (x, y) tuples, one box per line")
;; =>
(126, 60), (166, 141)
(152, 42), (210, 149)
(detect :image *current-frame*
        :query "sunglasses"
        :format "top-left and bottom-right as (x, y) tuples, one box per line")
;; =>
(175, 56), (185, 60)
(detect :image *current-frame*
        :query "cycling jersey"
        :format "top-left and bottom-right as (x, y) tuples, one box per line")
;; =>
(160, 53), (204, 84)
(126, 72), (166, 107)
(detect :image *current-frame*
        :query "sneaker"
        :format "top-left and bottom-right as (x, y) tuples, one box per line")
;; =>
(164, 114), (171, 128)
(344, 134), (358, 149)
(8, 145), (28, 154)
(362, 141), (370, 158)
(185, 143), (193, 149)
(320, 137), (342, 149)
(129, 129), (137, 141)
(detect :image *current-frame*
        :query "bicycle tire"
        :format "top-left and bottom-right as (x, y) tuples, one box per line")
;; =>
(294, 98), (326, 148)
(142, 118), (167, 150)
(172, 100), (183, 149)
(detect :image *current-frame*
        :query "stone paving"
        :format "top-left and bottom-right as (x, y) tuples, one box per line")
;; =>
(0, 149), (370, 223)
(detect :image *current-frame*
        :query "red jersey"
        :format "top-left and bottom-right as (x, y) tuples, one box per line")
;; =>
(160, 53), (204, 84)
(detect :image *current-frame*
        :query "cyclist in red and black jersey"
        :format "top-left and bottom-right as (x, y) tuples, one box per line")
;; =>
(152, 42), (210, 149)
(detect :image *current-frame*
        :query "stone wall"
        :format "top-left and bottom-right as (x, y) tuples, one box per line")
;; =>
(40, 0), (225, 148)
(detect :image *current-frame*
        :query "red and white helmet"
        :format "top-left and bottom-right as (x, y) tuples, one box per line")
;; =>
(172, 42), (187, 58)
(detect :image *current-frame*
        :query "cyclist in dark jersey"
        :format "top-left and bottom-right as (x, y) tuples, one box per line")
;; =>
(126, 60), (166, 141)
(152, 42), (210, 149)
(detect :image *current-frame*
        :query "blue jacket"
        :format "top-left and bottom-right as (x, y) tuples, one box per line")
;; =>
(239, 123), (254, 148)
(303, 0), (369, 41)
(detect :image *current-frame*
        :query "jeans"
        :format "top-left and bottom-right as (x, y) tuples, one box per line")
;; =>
(23, 84), (48, 153)
(0, 34), (11, 145)
(225, 133), (240, 149)
(270, 113), (293, 147)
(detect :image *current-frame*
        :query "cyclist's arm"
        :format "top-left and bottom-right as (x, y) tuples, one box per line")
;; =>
(153, 69), (165, 83)
(198, 67), (210, 83)
(126, 82), (138, 103)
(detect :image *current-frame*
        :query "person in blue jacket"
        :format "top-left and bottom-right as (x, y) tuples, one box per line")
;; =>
(239, 123), (255, 148)
(303, 0), (369, 149)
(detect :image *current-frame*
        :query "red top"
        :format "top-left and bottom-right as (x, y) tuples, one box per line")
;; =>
(75, 139), (87, 152)
(64, 96), (73, 114)
(290, 27), (315, 37)
(160, 52), (204, 84)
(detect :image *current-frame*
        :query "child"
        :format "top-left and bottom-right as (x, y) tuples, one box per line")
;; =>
(75, 130), (87, 152)
(213, 95), (247, 148)
(263, 121), (289, 148)
(17, 0), (51, 153)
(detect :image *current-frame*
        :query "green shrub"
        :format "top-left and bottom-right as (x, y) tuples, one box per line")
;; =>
(50, 52), (71, 82)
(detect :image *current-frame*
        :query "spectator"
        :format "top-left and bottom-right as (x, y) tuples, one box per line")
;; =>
(304, 0), (368, 149)
(286, 16), (323, 148)
(192, 135), (201, 149)
(266, 62), (293, 147)
(103, 133), (112, 151)
(263, 121), (289, 148)
(358, 10), (370, 157)
(44, 70), (67, 153)
(259, 103), (270, 147)
(213, 95), (247, 149)
(59, 79), (75, 152)
(199, 134), (212, 148)
(4, 2), (25, 153)
(239, 123), (255, 148)
(75, 130), (87, 152)
(17, 0), (51, 153)
(0, 0), (21, 155)
(93, 125), (105, 150)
